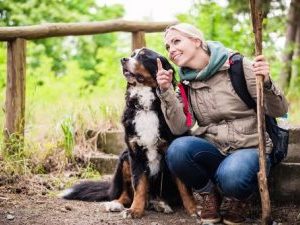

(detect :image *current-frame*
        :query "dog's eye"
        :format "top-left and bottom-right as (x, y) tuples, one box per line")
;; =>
(136, 74), (144, 82)
(131, 52), (136, 57)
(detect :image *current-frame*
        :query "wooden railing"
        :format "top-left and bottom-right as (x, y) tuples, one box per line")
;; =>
(0, 19), (177, 151)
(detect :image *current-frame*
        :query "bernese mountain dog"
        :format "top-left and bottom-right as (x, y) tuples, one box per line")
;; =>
(62, 48), (198, 218)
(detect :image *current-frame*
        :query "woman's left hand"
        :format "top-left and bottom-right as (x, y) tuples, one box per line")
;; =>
(253, 55), (270, 84)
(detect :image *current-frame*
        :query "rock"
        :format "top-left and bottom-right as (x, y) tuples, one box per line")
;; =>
(297, 212), (300, 220)
(6, 214), (15, 220)
(65, 205), (72, 211)
(150, 222), (161, 225)
(60, 208), (68, 213)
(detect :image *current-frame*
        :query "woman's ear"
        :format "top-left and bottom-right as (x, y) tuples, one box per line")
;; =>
(195, 39), (202, 48)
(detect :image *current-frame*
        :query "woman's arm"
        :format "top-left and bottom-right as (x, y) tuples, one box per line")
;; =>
(158, 86), (195, 135)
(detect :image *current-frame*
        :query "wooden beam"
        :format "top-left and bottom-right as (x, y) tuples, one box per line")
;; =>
(0, 19), (177, 41)
(4, 38), (26, 152)
(132, 31), (146, 51)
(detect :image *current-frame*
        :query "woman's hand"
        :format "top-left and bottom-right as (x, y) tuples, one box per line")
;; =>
(253, 55), (270, 84)
(156, 58), (173, 92)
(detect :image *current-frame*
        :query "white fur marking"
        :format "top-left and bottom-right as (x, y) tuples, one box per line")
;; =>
(105, 200), (124, 212)
(130, 86), (161, 176)
(149, 200), (174, 214)
(58, 188), (73, 198)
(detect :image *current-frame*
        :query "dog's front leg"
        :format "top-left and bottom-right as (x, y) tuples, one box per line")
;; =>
(175, 177), (198, 217)
(123, 174), (148, 218)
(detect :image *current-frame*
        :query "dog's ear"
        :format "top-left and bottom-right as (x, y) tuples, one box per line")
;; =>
(158, 56), (177, 88)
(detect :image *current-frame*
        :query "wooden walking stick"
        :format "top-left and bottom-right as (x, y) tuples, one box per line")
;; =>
(249, 0), (272, 224)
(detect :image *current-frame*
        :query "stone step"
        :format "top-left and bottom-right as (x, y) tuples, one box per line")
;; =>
(285, 143), (300, 162)
(89, 152), (118, 174)
(284, 127), (300, 162)
(269, 162), (300, 203)
(89, 152), (300, 203)
(93, 127), (300, 161)
(89, 127), (300, 202)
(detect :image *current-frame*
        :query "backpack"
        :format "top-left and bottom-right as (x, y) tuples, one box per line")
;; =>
(228, 53), (289, 166)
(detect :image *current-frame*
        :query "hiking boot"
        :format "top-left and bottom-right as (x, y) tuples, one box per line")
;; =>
(222, 197), (247, 225)
(200, 188), (222, 224)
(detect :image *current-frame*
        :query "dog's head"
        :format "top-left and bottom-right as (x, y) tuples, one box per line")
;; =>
(120, 48), (176, 88)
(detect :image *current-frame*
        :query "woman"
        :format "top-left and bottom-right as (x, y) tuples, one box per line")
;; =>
(156, 23), (288, 225)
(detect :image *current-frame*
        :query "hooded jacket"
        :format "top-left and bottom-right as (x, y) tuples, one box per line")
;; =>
(158, 56), (289, 154)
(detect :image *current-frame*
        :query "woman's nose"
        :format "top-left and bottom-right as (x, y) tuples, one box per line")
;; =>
(168, 45), (176, 53)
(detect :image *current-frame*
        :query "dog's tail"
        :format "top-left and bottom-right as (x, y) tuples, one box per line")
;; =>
(60, 180), (111, 202)
(60, 149), (130, 202)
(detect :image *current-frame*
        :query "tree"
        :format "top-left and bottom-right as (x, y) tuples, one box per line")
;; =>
(279, 0), (300, 91)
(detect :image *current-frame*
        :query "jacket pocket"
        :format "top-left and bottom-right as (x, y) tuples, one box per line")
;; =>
(232, 116), (257, 135)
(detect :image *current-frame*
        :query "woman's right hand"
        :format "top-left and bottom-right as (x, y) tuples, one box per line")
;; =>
(156, 58), (173, 92)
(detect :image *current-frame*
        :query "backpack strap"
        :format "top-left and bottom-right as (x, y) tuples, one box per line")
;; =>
(228, 53), (256, 110)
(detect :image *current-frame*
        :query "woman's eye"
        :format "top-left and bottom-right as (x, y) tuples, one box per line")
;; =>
(173, 39), (180, 44)
(165, 45), (170, 51)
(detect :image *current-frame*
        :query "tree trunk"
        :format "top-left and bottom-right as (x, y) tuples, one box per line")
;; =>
(279, 0), (300, 91)
(291, 17), (300, 85)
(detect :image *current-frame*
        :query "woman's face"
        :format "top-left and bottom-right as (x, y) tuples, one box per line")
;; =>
(164, 29), (200, 68)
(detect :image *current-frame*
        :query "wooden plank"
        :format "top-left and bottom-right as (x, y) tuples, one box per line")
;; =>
(0, 20), (177, 41)
(4, 38), (26, 152)
(132, 31), (146, 51)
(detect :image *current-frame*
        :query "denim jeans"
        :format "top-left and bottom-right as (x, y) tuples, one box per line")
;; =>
(166, 136), (271, 200)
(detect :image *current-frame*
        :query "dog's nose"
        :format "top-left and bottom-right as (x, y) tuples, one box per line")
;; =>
(121, 58), (128, 63)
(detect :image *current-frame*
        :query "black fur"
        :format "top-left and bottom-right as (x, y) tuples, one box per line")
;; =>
(62, 149), (131, 202)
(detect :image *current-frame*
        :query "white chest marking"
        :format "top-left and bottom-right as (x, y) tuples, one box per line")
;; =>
(130, 86), (161, 176)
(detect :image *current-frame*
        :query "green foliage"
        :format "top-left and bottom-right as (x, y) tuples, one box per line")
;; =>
(60, 115), (75, 161)
(79, 162), (100, 179)
(0, 0), (125, 83)
(177, 2), (254, 56)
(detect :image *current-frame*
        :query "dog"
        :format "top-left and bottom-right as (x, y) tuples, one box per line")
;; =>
(62, 48), (198, 218)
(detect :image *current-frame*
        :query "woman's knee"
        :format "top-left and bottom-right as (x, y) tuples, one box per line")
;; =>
(166, 137), (191, 169)
(215, 149), (259, 199)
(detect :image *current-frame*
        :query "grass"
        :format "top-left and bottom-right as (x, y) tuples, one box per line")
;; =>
(60, 115), (75, 161)
(0, 53), (126, 177)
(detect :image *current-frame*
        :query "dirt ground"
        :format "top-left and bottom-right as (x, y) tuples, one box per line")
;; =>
(0, 174), (299, 225)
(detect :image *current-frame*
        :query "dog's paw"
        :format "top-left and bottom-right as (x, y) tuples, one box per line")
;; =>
(189, 209), (201, 218)
(104, 200), (124, 212)
(122, 208), (143, 219)
(149, 200), (173, 214)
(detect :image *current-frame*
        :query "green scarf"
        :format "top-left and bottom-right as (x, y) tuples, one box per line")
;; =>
(179, 41), (229, 81)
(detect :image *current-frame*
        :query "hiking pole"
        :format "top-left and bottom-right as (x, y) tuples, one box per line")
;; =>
(249, 0), (272, 224)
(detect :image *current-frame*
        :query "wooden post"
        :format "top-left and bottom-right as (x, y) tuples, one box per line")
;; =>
(249, 1), (272, 224)
(132, 31), (146, 51)
(4, 38), (26, 153)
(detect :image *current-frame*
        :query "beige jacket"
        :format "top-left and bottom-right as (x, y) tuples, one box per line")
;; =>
(159, 57), (289, 155)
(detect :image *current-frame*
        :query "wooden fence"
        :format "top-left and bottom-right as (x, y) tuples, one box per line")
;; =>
(0, 19), (177, 150)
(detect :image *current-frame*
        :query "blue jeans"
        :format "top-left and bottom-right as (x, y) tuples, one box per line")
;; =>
(166, 136), (271, 200)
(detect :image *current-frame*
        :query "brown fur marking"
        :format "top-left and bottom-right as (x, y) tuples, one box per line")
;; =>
(128, 174), (148, 218)
(175, 177), (197, 215)
(117, 160), (133, 206)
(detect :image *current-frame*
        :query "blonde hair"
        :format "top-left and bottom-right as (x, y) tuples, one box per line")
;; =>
(165, 23), (208, 52)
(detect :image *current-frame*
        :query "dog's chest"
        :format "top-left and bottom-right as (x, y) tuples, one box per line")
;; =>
(129, 86), (161, 176)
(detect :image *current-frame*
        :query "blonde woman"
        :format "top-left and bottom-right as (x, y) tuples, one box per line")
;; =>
(156, 23), (288, 225)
